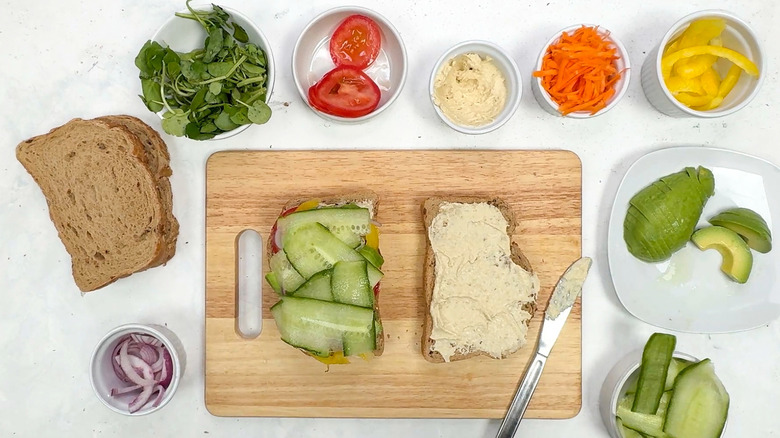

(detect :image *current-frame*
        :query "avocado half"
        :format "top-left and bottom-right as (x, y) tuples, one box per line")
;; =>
(709, 207), (772, 253)
(691, 226), (753, 284)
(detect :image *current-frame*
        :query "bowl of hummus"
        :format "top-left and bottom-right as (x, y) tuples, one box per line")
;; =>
(429, 41), (522, 134)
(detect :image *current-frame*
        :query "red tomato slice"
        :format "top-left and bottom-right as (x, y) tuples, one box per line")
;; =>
(308, 66), (381, 118)
(329, 14), (382, 69)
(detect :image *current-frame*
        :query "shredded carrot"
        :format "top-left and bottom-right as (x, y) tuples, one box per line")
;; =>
(533, 26), (625, 115)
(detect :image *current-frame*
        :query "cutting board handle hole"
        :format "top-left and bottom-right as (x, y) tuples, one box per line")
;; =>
(236, 229), (263, 339)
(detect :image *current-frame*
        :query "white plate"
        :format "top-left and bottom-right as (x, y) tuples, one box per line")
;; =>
(608, 147), (780, 333)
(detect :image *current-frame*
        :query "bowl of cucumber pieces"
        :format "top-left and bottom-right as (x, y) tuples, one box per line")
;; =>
(600, 333), (729, 438)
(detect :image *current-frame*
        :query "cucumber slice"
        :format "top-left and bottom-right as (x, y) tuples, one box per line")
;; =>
(289, 269), (333, 301)
(343, 321), (376, 356)
(618, 392), (635, 411)
(283, 222), (383, 287)
(664, 359), (729, 438)
(268, 250), (306, 293)
(665, 358), (694, 391)
(616, 405), (665, 437)
(616, 418), (645, 438)
(265, 272), (282, 294)
(277, 207), (371, 248)
(358, 245), (384, 269)
(633, 333), (676, 414)
(656, 390), (672, 419)
(270, 296), (374, 357)
(332, 260), (373, 308)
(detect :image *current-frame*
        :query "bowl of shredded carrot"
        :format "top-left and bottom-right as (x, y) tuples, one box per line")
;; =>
(532, 25), (630, 118)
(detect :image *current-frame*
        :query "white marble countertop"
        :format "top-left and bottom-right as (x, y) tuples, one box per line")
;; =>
(2, 0), (779, 436)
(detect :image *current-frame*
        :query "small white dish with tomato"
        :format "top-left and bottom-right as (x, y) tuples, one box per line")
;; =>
(292, 7), (408, 122)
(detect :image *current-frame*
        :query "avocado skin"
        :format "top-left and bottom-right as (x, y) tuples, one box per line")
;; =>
(624, 166), (715, 262)
(709, 208), (772, 253)
(691, 225), (753, 283)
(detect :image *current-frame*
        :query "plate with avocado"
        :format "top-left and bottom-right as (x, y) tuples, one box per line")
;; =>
(607, 146), (780, 333)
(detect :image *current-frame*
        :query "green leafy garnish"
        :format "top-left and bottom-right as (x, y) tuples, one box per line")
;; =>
(135, 0), (271, 139)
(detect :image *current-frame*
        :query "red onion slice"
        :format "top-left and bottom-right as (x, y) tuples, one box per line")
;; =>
(111, 340), (130, 382)
(159, 348), (173, 389)
(128, 384), (154, 413)
(151, 346), (165, 373)
(110, 384), (142, 397)
(151, 385), (166, 407)
(119, 341), (156, 386)
(138, 344), (158, 364)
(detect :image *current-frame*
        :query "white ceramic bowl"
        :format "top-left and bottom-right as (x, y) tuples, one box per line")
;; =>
(532, 25), (630, 118)
(640, 10), (764, 118)
(151, 4), (275, 139)
(429, 40), (522, 134)
(292, 6), (407, 123)
(90, 324), (186, 416)
(599, 349), (727, 438)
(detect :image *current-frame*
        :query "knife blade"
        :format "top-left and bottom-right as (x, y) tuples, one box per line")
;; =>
(495, 257), (592, 438)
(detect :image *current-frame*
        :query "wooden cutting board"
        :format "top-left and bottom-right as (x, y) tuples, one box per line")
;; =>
(205, 150), (582, 418)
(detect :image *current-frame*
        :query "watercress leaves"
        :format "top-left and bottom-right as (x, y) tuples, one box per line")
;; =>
(134, 0), (272, 140)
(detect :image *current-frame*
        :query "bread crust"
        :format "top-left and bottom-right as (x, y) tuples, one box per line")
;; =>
(268, 191), (384, 358)
(16, 118), (167, 291)
(420, 197), (537, 363)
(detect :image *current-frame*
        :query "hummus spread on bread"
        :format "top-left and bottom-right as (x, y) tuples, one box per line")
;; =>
(433, 53), (508, 127)
(427, 202), (540, 362)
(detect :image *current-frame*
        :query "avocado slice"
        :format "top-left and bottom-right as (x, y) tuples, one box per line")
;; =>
(691, 226), (753, 283)
(709, 208), (772, 253)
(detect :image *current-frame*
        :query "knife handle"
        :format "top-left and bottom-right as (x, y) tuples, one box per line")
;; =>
(495, 352), (548, 438)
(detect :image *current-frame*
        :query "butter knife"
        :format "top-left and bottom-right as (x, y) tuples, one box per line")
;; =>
(495, 257), (592, 438)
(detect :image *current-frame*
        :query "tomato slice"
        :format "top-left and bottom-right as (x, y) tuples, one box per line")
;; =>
(308, 66), (381, 118)
(329, 14), (382, 69)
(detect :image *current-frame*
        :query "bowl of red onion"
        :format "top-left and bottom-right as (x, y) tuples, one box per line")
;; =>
(90, 323), (185, 415)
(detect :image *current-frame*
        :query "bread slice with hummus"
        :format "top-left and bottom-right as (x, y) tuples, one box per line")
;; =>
(421, 197), (539, 363)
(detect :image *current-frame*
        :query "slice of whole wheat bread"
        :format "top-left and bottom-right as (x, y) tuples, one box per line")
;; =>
(421, 197), (537, 363)
(97, 115), (178, 267)
(16, 118), (167, 292)
(268, 191), (384, 357)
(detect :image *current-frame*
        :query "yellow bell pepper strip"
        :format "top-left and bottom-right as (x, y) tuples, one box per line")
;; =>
(676, 19), (726, 48)
(365, 224), (380, 249)
(662, 45), (759, 79)
(691, 65), (742, 111)
(671, 19), (725, 77)
(663, 38), (680, 56)
(295, 199), (320, 212)
(313, 351), (351, 365)
(699, 67), (721, 96)
(674, 53), (716, 79)
(674, 92), (715, 107)
(665, 75), (706, 95)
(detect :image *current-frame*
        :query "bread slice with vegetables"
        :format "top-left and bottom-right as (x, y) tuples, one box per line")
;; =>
(16, 118), (171, 292)
(421, 197), (539, 363)
(266, 193), (384, 364)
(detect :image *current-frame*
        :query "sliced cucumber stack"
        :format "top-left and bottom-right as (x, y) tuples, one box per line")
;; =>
(615, 334), (729, 438)
(267, 203), (384, 360)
